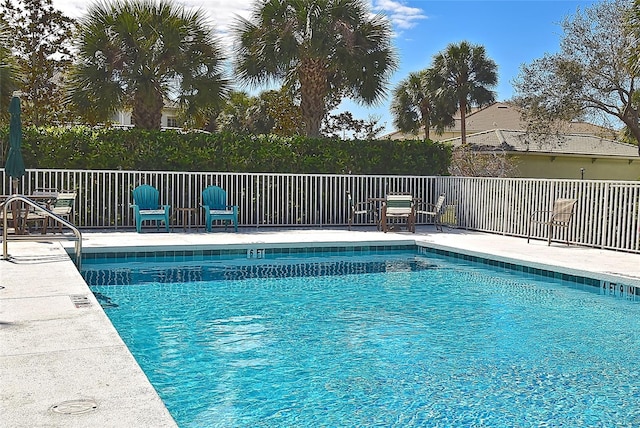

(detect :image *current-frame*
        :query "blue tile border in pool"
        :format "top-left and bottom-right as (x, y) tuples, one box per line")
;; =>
(417, 245), (640, 298)
(78, 242), (639, 297)
(80, 244), (417, 264)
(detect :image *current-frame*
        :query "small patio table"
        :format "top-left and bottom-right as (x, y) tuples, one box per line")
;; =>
(0, 193), (58, 234)
(173, 207), (199, 232)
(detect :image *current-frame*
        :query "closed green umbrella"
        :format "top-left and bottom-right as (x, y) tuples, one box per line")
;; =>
(5, 95), (25, 194)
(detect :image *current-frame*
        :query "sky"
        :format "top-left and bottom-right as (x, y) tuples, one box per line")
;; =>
(52, 0), (600, 135)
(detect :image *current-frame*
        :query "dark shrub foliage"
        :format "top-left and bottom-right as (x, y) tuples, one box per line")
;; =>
(0, 127), (451, 175)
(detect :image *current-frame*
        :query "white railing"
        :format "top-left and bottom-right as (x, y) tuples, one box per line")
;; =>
(2, 169), (639, 253)
(1, 194), (83, 267)
(435, 176), (640, 252)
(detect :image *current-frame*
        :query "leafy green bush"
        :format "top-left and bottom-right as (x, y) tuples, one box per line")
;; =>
(0, 126), (451, 175)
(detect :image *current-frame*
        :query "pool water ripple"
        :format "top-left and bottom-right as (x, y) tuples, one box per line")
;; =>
(84, 254), (640, 427)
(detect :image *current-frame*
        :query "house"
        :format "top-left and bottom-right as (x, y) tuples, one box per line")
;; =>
(111, 102), (181, 128)
(384, 101), (618, 141)
(443, 129), (639, 180)
(383, 101), (637, 180)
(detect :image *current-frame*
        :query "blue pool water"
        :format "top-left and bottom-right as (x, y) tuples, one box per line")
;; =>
(83, 251), (640, 427)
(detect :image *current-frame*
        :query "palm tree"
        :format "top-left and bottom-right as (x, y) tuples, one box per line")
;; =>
(432, 41), (498, 144)
(68, 0), (229, 130)
(234, 0), (398, 137)
(391, 69), (456, 140)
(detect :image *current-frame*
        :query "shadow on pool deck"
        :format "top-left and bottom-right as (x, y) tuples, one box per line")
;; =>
(2, 226), (640, 427)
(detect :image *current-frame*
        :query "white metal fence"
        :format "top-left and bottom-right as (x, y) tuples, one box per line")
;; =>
(2, 169), (639, 253)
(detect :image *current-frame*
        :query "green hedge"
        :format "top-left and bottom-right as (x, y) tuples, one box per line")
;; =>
(1, 126), (451, 175)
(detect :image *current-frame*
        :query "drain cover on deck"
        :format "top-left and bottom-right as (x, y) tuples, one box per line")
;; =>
(50, 399), (98, 415)
(70, 294), (92, 308)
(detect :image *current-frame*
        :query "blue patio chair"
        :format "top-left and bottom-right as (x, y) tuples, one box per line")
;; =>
(201, 185), (238, 232)
(131, 184), (170, 233)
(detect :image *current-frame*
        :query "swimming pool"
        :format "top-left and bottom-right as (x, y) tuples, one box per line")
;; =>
(83, 248), (640, 427)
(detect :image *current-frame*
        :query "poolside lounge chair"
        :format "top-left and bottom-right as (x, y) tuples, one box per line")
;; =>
(27, 190), (77, 233)
(527, 198), (578, 246)
(381, 193), (416, 233)
(415, 194), (446, 231)
(131, 184), (170, 233)
(347, 191), (379, 230)
(48, 191), (77, 232)
(201, 185), (238, 232)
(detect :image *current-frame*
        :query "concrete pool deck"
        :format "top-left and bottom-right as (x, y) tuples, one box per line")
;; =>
(2, 226), (640, 427)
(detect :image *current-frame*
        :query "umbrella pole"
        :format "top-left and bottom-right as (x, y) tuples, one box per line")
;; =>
(10, 178), (21, 234)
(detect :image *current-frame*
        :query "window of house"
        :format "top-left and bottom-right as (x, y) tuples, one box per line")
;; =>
(167, 117), (179, 128)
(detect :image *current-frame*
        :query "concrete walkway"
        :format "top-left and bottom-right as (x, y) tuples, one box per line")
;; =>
(2, 227), (639, 427)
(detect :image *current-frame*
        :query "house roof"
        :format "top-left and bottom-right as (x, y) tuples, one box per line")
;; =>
(458, 102), (520, 131)
(442, 129), (639, 158)
(453, 102), (615, 136)
(382, 101), (619, 140)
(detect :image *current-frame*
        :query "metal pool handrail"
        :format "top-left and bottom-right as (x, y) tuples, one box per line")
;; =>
(1, 195), (82, 269)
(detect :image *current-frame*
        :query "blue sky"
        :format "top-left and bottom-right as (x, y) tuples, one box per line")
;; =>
(356, 0), (601, 135)
(53, 0), (599, 135)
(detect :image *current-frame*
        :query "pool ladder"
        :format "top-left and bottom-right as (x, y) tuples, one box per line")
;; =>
(1, 195), (83, 269)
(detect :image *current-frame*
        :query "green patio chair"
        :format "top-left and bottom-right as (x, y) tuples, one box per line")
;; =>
(381, 193), (416, 233)
(131, 184), (170, 233)
(48, 191), (77, 233)
(201, 185), (238, 232)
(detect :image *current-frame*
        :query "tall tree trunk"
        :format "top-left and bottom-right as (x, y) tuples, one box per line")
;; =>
(420, 101), (430, 140)
(298, 59), (329, 137)
(133, 87), (164, 130)
(459, 97), (467, 145)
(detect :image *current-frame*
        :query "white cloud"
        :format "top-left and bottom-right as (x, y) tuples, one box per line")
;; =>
(54, 1), (425, 32)
(51, 0), (86, 19)
(52, 1), (253, 55)
(52, 0), (425, 57)
(177, 1), (254, 32)
(372, 0), (427, 29)
(52, 1), (253, 32)
(180, 1), (254, 50)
